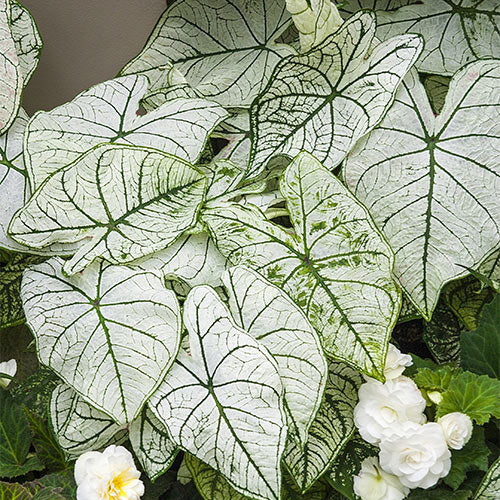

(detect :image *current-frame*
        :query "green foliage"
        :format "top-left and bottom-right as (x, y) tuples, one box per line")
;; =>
(461, 295), (500, 379)
(414, 366), (458, 392)
(0, 482), (31, 500)
(0, 391), (43, 478)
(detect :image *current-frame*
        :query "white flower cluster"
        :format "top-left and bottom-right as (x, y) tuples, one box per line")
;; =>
(353, 345), (473, 500)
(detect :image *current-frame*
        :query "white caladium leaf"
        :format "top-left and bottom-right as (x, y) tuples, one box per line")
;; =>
(25, 75), (227, 189)
(150, 285), (287, 500)
(374, 0), (500, 76)
(0, 0), (22, 135)
(129, 407), (178, 481)
(133, 233), (228, 289)
(339, 0), (419, 16)
(120, 0), (295, 107)
(22, 258), (182, 424)
(248, 11), (423, 178)
(50, 384), (124, 456)
(204, 152), (401, 379)
(284, 361), (362, 492)
(285, 0), (343, 52)
(0, 108), (28, 251)
(9, 0), (42, 84)
(223, 265), (327, 449)
(10, 144), (207, 275)
(474, 456), (500, 500)
(239, 190), (284, 214)
(344, 62), (500, 320)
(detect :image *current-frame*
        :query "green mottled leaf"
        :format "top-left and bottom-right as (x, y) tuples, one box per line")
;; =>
(478, 250), (500, 290)
(284, 361), (361, 493)
(129, 407), (178, 481)
(121, 0), (295, 107)
(23, 258), (181, 424)
(0, 0), (22, 135)
(423, 300), (463, 364)
(374, 1), (500, 75)
(445, 427), (490, 490)
(399, 296), (421, 323)
(24, 409), (66, 470)
(282, 474), (330, 500)
(437, 372), (500, 424)
(0, 253), (44, 328)
(326, 434), (377, 500)
(25, 75), (227, 189)
(204, 152), (401, 378)
(444, 276), (495, 331)
(150, 286), (287, 500)
(344, 62), (500, 320)
(422, 74), (451, 115)
(26, 469), (76, 499)
(10, 144), (207, 274)
(414, 366), (458, 392)
(0, 390), (43, 478)
(0, 482), (31, 500)
(30, 489), (67, 500)
(461, 295), (500, 379)
(407, 487), (471, 499)
(249, 11), (422, 177)
(474, 456), (500, 499)
(223, 265), (327, 449)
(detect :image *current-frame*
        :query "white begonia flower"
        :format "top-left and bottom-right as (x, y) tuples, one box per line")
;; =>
(0, 359), (17, 388)
(364, 344), (412, 382)
(379, 422), (451, 489)
(75, 445), (144, 500)
(354, 376), (426, 444)
(438, 412), (473, 450)
(354, 456), (410, 500)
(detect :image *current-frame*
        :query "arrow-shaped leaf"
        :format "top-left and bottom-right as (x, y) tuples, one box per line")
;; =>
(344, 62), (500, 320)
(22, 258), (182, 424)
(150, 285), (287, 500)
(248, 10), (423, 177)
(204, 152), (400, 378)
(120, 0), (295, 107)
(10, 144), (207, 274)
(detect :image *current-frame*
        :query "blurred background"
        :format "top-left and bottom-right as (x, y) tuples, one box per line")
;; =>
(21, 0), (169, 114)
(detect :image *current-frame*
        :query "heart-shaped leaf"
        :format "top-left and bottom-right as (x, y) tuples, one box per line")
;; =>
(474, 456), (500, 500)
(22, 258), (181, 424)
(339, 0), (419, 17)
(248, 11), (423, 178)
(283, 361), (362, 492)
(120, 0), (295, 107)
(10, 144), (207, 274)
(0, 0), (22, 135)
(374, 0), (500, 75)
(25, 75), (227, 189)
(223, 265), (327, 449)
(150, 285), (287, 500)
(344, 62), (500, 320)
(204, 152), (400, 378)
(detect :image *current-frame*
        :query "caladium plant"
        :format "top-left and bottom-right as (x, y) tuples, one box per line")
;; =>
(0, 1), (499, 499)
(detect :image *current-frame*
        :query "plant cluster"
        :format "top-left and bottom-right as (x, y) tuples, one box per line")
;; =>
(0, 0), (499, 499)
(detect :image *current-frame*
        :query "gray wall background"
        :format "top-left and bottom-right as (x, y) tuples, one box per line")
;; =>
(21, 0), (169, 114)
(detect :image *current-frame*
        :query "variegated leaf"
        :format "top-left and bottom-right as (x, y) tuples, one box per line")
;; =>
(25, 75), (227, 189)
(344, 62), (500, 320)
(474, 456), (500, 500)
(10, 144), (206, 274)
(284, 361), (361, 492)
(22, 258), (181, 424)
(374, 0), (500, 75)
(9, 0), (42, 84)
(204, 152), (401, 379)
(120, 0), (295, 107)
(339, 0), (419, 17)
(134, 233), (228, 289)
(223, 265), (327, 449)
(478, 249), (500, 289)
(150, 285), (287, 500)
(50, 384), (124, 456)
(248, 11), (423, 178)
(0, 0), (22, 135)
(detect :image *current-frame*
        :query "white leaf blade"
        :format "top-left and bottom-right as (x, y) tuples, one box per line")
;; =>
(204, 153), (400, 378)
(25, 75), (227, 188)
(120, 0), (295, 107)
(0, 0), (22, 135)
(22, 258), (182, 424)
(10, 144), (207, 274)
(150, 285), (287, 500)
(223, 265), (327, 449)
(248, 11), (423, 178)
(344, 62), (500, 319)
(284, 361), (362, 492)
